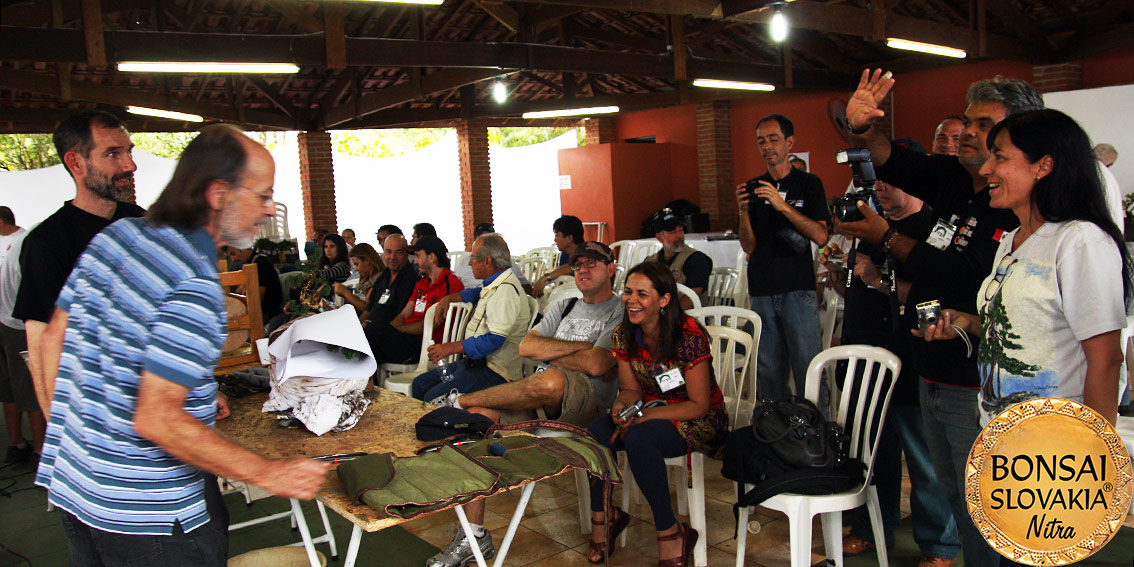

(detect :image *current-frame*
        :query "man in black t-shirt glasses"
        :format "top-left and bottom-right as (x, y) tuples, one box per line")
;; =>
(836, 70), (1041, 567)
(13, 111), (145, 418)
(734, 114), (831, 402)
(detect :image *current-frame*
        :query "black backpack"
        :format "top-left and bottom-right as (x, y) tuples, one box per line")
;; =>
(721, 397), (864, 534)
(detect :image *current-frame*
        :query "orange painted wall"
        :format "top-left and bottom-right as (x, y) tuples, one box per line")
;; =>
(887, 59), (1034, 149)
(558, 143), (675, 241)
(730, 92), (855, 200)
(1083, 44), (1134, 89)
(614, 105), (700, 204)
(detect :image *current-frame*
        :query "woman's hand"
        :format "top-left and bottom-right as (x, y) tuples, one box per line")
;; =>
(331, 282), (349, 298)
(912, 309), (965, 341)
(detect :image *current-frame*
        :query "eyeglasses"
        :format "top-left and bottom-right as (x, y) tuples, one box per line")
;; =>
(984, 254), (1017, 301)
(571, 259), (602, 271)
(234, 185), (274, 206)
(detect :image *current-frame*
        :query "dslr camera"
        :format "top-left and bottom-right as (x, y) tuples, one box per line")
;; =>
(833, 148), (880, 222)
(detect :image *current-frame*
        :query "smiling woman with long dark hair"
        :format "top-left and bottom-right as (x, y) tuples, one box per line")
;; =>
(919, 108), (1130, 426)
(584, 261), (727, 567)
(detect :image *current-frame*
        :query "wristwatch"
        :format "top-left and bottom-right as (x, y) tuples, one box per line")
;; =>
(844, 113), (871, 135)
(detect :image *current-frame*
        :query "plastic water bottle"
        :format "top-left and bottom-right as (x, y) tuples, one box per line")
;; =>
(437, 362), (455, 382)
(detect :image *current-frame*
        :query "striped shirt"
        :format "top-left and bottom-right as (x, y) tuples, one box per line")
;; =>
(35, 218), (225, 535)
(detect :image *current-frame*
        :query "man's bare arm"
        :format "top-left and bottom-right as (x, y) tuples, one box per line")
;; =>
(548, 347), (617, 378)
(134, 372), (328, 500)
(518, 330), (589, 361)
(735, 185), (756, 254)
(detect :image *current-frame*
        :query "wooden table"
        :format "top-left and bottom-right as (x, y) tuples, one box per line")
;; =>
(217, 388), (563, 567)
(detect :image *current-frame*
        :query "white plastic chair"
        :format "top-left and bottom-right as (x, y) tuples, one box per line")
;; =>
(609, 240), (636, 267)
(382, 302), (473, 395)
(611, 264), (627, 293)
(544, 281), (582, 314)
(448, 251), (470, 267)
(734, 345), (901, 567)
(687, 306), (762, 409)
(618, 326), (753, 567)
(705, 267), (740, 307)
(820, 291), (840, 350)
(676, 283), (702, 311)
(631, 241), (661, 267)
(519, 257), (549, 283)
(525, 246), (560, 265)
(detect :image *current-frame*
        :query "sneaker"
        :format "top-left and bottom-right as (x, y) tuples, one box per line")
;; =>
(425, 527), (494, 567)
(429, 389), (461, 409)
(4, 441), (32, 464)
(918, 556), (956, 567)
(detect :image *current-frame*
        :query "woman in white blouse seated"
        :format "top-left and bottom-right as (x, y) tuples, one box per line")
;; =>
(919, 109), (1129, 426)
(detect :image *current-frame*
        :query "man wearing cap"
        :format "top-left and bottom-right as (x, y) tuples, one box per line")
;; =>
(652, 208), (712, 309)
(410, 233), (531, 403)
(364, 235), (462, 366)
(453, 222), (532, 293)
(424, 242), (621, 567)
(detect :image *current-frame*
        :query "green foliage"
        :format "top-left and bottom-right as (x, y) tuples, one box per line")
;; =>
(132, 132), (196, 159)
(0, 133), (60, 171)
(325, 344), (368, 361)
(488, 127), (581, 147)
(331, 128), (449, 157)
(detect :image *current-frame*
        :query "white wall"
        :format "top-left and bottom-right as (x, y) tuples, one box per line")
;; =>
(1044, 84), (1134, 196)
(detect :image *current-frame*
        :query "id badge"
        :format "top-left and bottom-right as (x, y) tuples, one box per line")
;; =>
(414, 297), (427, 313)
(654, 367), (685, 392)
(926, 220), (956, 250)
(377, 289), (391, 305)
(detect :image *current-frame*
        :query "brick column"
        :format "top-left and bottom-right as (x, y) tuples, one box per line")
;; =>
(456, 119), (492, 250)
(1032, 62), (1083, 93)
(583, 117), (615, 145)
(696, 100), (735, 231)
(298, 131), (337, 240)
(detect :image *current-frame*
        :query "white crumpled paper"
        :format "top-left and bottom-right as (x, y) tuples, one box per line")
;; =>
(261, 308), (376, 435)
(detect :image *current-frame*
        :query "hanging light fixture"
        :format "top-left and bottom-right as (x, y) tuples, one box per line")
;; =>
(769, 3), (788, 43)
(118, 62), (299, 73)
(493, 81), (508, 103)
(692, 79), (775, 91)
(126, 106), (204, 122)
(522, 106), (619, 119)
(886, 38), (967, 58)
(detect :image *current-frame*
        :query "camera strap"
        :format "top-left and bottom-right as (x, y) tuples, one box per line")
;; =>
(844, 240), (858, 291)
(885, 253), (900, 334)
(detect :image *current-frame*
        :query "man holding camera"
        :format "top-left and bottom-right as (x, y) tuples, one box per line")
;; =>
(836, 70), (1038, 567)
(735, 113), (830, 401)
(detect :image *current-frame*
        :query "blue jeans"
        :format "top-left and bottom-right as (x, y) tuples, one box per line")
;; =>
(411, 360), (508, 402)
(587, 416), (688, 531)
(58, 474), (228, 567)
(920, 380), (1001, 567)
(850, 404), (960, 558)
(750, 290), (823, 400)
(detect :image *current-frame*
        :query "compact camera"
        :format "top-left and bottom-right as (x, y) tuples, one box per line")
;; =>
(833, 148), (880, 222)
(744, 178), (774, 205)
(916, 300), (943, 333)
(617, 400), (644, 422)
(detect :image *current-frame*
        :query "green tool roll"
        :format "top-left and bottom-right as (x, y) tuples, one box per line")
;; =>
(338, 434), (620, 520)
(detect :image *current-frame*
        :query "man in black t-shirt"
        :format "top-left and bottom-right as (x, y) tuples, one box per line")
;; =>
(365, 233), (420, 327)
(837, 70), (1040, 567)
(13, 111), (145, 417)
(735, 114), (831, 401)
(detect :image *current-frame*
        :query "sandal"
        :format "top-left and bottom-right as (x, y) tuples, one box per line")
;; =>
(586, 507), (631, 564)
(657, 522), (698, 567)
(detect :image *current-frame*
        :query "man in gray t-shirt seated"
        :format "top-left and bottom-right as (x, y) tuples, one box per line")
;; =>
(425, 242), (622, 567)
(435, 241), (622, 426)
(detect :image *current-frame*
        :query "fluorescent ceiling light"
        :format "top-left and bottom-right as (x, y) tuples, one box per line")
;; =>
(770, 9), (788, 42)
(522, 106), (619, 119)
(126, 106), (204, 122)
(347, 1), (444, 4)
(886, 38), (966, 58)
(493, 81), (508, 103)
(692, 79), (775, 91)
(118, 62), (300, 73)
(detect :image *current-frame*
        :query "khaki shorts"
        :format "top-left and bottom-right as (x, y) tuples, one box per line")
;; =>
(497, 367), (603, 427)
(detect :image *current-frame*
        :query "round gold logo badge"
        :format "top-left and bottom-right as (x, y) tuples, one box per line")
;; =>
(967, 398), (1132, 565)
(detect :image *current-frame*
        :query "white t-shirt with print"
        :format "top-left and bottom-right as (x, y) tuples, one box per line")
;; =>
(975, 220), (1126, 424)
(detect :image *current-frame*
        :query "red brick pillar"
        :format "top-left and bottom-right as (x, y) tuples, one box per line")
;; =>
(456, 119), (492, 250)
(298, 131), (337, 240)
(583, 117), (615, 145)
(1032, 62), (1083, 93)
(697, 100), (735, 231)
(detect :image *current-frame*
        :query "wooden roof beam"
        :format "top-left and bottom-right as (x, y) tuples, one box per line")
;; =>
(320, 67), (503, 128)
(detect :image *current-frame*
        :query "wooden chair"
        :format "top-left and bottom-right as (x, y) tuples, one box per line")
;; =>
(216, 264), (265, 373)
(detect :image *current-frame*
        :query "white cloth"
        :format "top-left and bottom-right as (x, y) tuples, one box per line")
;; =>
(0, 228), (27, 329)
(975, 220), (1126, 424)
(1100, 162), (1122, 231)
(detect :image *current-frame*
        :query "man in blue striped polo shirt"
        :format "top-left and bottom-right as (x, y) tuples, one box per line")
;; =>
(35, 125), (328, 566)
